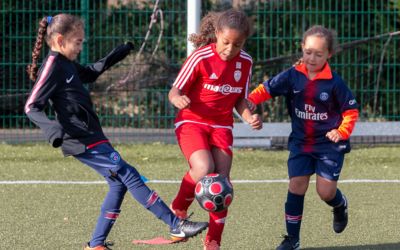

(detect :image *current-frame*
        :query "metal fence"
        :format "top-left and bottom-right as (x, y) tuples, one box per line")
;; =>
(1, 0), (399, 144)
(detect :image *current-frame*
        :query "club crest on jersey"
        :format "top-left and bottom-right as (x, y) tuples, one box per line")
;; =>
(109, 152), (121, 164)
(319, 92), (329, 101)
(234, 70), (241, 82)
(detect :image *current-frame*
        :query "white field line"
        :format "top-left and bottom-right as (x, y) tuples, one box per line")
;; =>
(0, 179), (400, 185)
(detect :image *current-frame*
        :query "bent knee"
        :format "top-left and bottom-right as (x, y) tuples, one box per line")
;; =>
(317, 190), (336, 201)
(288, 177), (310, 195)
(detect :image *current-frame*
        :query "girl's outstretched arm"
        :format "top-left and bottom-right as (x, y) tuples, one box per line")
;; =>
(75, 42), (134, 82)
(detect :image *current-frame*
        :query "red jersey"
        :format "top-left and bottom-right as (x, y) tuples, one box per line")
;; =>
(173, 43), (252, 127)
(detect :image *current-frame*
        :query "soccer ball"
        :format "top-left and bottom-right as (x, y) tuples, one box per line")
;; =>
(195, 173), (234, 212)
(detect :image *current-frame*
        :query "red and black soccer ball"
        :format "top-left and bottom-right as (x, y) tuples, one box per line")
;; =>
(195, 173), (234, 212)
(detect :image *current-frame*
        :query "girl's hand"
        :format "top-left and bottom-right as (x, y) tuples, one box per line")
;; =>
(247, 114), (263, 130)
(171, 95), (191, 109)
(246, 99), (257, 112)
(326, 129), (342, 143)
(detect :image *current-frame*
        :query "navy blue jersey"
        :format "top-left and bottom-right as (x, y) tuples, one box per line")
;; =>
(25, 43), (133, 156)
(263, 63), (358, 153)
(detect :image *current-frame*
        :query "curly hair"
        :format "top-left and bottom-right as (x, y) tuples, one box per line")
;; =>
(189, 9), (252, 49)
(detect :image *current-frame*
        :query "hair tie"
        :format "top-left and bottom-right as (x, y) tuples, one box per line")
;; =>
(47, 16), (53, 25)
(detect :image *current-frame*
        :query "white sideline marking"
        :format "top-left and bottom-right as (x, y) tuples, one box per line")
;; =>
(0, 179), (399, 185)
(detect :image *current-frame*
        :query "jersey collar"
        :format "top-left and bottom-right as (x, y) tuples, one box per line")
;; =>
(295, 62), (333, 80)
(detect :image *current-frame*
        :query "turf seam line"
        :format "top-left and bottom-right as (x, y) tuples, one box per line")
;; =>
(0, 179), (400, 185)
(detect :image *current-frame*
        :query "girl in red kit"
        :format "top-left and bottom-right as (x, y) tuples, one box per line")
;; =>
(168, 9), (262, 250)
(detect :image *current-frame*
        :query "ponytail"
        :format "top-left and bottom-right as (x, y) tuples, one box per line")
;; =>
(27, 17), (49, 81)
(26, 14), (83, 81)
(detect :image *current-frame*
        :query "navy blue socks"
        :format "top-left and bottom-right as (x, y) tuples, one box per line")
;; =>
(90, 163), (180, 247)
(285, 191), (305, 241)
(326, 188), (345, 207)
(117, 163), (180, 228)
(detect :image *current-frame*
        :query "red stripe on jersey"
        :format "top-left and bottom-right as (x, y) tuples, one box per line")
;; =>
(25, 55), (56, 113)
(303, 80), (318, 152)
(173, 46), (214, 90)
(86, 139), (109, 149)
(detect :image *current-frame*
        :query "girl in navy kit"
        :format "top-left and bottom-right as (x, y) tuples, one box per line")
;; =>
(25, 14), (207, 250)
(248, 25), (359, 250)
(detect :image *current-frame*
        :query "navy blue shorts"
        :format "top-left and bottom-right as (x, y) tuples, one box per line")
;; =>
(287, 151), (345, 181)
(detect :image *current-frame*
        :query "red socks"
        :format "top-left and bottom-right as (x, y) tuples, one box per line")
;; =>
(172, 171), (228, 246)
(171, 172), (196, 211)
(206, 209), (228, 245)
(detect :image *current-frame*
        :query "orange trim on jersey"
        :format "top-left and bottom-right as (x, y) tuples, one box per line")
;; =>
(295, 63), (333, 80)
(86, 140), (109, 149)
(247, 84), (272, 104)
(337, 109), (359, 140)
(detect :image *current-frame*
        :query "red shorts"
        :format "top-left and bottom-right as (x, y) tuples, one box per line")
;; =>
(175, 122), (233, 160)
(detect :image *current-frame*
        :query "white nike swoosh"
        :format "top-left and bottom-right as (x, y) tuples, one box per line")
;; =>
(66, 75), (74, 83)
(333, 173), (340, 176)
(170, 231), (186, 237)
(215, 218), (226, 224)
(293, 90), (301, 93)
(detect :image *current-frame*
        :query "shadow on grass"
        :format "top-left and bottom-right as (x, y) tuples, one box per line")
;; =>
(304, 242), (400, 250)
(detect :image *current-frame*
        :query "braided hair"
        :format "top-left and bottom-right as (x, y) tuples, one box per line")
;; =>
(27, 14), (84, 81)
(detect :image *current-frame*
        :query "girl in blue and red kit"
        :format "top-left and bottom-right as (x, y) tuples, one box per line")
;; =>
(248, 25), (359, 250)
(25, 14), (207, 250)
